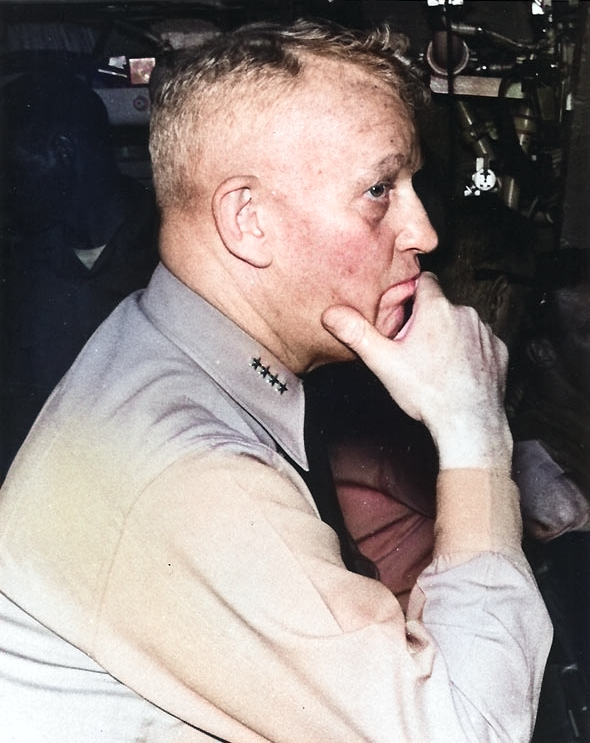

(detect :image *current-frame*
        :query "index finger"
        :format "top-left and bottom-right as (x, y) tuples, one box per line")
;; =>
(413, 271), (444, 305)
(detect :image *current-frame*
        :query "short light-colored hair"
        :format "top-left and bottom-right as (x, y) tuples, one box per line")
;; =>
(148, 18), (429, 211)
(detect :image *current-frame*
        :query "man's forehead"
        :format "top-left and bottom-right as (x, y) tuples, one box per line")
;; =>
(271, 61), (414, 140)
(297, 54), (403, 103)
(206, 56), (416, 186)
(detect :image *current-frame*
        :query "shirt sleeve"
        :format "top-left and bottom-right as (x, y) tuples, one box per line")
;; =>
(91, 451), (552, 743)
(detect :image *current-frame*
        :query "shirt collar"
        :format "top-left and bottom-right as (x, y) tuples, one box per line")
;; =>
(140, 263), (308, 469)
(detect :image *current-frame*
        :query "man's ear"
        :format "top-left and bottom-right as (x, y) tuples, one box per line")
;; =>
(487, 275), (510, 327)
(212, 176), (272, 268)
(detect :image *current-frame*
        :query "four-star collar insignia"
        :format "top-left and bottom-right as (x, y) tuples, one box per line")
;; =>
(250, 356), (288, 395)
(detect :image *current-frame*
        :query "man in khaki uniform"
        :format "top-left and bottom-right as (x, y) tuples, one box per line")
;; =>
(0, 19), (551, 743)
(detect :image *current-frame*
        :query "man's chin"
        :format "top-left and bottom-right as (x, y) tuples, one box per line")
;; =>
(328, 342), (357, 366)
(306, 337), (356, 373)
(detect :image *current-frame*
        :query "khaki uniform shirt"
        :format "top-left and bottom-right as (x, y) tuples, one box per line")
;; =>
(0, 264), (552, 742)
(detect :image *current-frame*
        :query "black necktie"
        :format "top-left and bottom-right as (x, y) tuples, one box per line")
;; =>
(279, 383), (378, 579)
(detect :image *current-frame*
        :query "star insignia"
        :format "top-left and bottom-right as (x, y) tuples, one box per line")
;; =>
(250, 357), (288, 394)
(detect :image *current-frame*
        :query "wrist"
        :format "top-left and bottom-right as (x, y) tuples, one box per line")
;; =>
(433, 415), (513, 473)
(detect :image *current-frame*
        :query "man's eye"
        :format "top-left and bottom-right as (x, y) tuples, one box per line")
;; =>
(367, 182), (390, 199)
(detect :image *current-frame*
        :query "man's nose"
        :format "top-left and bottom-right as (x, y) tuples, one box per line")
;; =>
(395, 186), (439, 255)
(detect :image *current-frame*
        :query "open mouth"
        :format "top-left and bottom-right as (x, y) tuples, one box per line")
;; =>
(376, 279), (417, 339)
(388, 297), (414, 339)
(399, 297), (414, 333)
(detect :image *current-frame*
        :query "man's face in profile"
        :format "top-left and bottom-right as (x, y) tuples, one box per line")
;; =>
(257, 61), (437, 370)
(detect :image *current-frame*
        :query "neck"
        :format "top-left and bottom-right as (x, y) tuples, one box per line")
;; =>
(160, 216), (308, 375)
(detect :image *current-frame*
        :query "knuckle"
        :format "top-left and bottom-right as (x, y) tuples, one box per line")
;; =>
(345, 316), (371, 351)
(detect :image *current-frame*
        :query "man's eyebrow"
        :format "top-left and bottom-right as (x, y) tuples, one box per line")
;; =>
(361, 150), (423, 184)
(372, 153), (407, 175)
(354, 155), (404, 190)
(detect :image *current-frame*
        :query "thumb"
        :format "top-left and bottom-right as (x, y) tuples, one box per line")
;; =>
(321, 305), (391, 367)
(322, 304), (422, 423)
